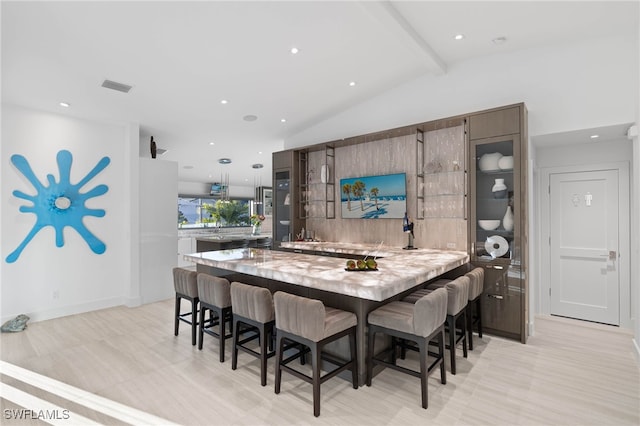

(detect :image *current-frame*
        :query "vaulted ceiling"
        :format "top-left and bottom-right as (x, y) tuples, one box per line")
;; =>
(2, 1), (637, 187)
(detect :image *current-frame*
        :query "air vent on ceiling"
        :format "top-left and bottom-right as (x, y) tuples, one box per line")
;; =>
(101, 79), (132, 93)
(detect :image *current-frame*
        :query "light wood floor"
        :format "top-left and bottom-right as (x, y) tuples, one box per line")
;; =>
(1, 299), (638, 425)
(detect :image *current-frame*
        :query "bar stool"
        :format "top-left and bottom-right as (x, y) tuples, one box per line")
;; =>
(255, 237), (272, 249)
(197, 273), (233, 362)
(465, 268), (485, 350)
(404, 275), (470, 375)
(273, 291), (357, 417)
(367, 288), (448, 409)
(230, 282), (275, 386)
(173, 267), (199, 346)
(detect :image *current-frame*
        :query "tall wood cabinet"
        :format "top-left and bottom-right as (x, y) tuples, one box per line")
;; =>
(468, 104), (528, 343)
(272, 150), (305, 246)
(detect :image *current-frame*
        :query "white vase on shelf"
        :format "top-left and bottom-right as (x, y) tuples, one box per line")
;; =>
(503, 206), (514, 231)
(492, 178), (507, 199)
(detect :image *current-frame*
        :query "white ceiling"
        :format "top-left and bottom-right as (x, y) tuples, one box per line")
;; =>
(2, 1), (638, 189)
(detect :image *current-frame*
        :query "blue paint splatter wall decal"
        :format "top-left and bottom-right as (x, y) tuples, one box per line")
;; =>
(6, 150), (111, 263)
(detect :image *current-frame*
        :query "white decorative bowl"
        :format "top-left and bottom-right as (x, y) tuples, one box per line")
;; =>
(478, 220), (500, 230)
(498, 155), (514, 170)
(479, 152), (503, 171)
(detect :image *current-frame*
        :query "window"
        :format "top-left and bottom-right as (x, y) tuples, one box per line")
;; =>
(178, 196), (251, 229)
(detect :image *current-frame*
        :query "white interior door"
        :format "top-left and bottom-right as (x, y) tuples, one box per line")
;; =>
(549, 170), (619, 325)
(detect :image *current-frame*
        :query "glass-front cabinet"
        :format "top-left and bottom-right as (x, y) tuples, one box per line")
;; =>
(471, 135), (520, 260)
(468, 104), (528, 343)
(274, 171), (290, 243)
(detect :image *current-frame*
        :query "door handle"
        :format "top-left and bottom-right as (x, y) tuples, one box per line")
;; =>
(599, 251), (617, 260)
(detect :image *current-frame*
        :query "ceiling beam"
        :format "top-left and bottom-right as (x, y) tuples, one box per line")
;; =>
(359, 1), (447, 75)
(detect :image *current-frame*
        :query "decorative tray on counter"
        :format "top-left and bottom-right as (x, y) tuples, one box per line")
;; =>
(344, 268), (379, 272)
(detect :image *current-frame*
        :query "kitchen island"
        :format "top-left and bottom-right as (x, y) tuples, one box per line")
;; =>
(184, 242), (468, 384)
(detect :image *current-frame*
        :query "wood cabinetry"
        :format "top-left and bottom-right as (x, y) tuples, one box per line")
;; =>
(272, 150), (304, 245)
(468, 103), (528, 343)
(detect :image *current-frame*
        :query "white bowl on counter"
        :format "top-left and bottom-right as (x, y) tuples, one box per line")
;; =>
(478, 220), (500, 230)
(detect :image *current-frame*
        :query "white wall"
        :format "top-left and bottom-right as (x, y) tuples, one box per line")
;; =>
(285, 35), (637, 147)
(139, 158), (178, 304)
(1, 105), (136, 322)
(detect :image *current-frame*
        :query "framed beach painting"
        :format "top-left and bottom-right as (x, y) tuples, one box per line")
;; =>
(340, 173), (407, 219)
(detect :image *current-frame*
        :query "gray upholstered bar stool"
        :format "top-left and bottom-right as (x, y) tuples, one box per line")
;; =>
(403, 275), (470, 375)
(173, 267), (199, 346)
(273, 291), (357, 417)
(367, 288), (448, 409)
(230, 281), (275, 386)
(197, 273), (233, 362)
(255, 237), (272, 249)
(465, 268), (485, 350)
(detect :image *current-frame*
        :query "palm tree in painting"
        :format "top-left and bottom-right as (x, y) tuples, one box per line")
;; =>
(352, 180), (366, 211)
(370, 187), (379, 211)
(342, 183), (352, 211)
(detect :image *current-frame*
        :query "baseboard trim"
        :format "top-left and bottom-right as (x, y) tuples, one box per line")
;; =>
(1, 296), (125, 325)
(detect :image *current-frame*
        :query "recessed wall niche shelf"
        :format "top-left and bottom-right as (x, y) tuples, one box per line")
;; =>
(298, 144), (335, 220)
(421, 124), (466, 219)
(416, 129), (424, 219)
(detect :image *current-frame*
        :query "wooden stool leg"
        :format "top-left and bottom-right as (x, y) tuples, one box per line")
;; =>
(461, 311), (468, 358)
(174, 295), (180, 336)
(418, 338), (428, 409)
(477, 299), (483, 338)
(448, 315), (456, 375)
(231, 318), (240, 371)
(260, 323), (268, 386)
(312, 343), (321, 417)
(274, 333), (284, 394)
(467, 305), (474, 351)
(219, 308), (226, 362)
(439, 328), (447, 385)
(191, 299), (198, 346)
(198, 306), (205, 350)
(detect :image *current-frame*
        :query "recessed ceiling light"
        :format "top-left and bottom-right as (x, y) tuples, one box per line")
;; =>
(349, 81), (356, 87)
(258, 151), (263, 154)
(492, 36), (507, 45)
(183, 165), (194, 169)
(243, 115), (258, 122)
(454, 34), (465, 40)
(218, 158), (232, 164)
(221, 99), (228, 104)
(209, 142), (215, 145)
(59, 102), (70, 108)
(590, 134), (600, 139)
(290, 47), (299, 54)
(252, 163), (264, 169)
(281, 118), (287, 123)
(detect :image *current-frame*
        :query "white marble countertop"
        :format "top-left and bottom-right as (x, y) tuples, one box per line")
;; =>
(195, 234), (272, 242)
(184, 242), (468, 301)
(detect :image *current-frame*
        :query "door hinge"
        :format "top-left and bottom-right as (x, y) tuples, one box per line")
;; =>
(548, 185), (550, 194)
(549, 288), (551, 296)
(549, 236), (551, 245)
